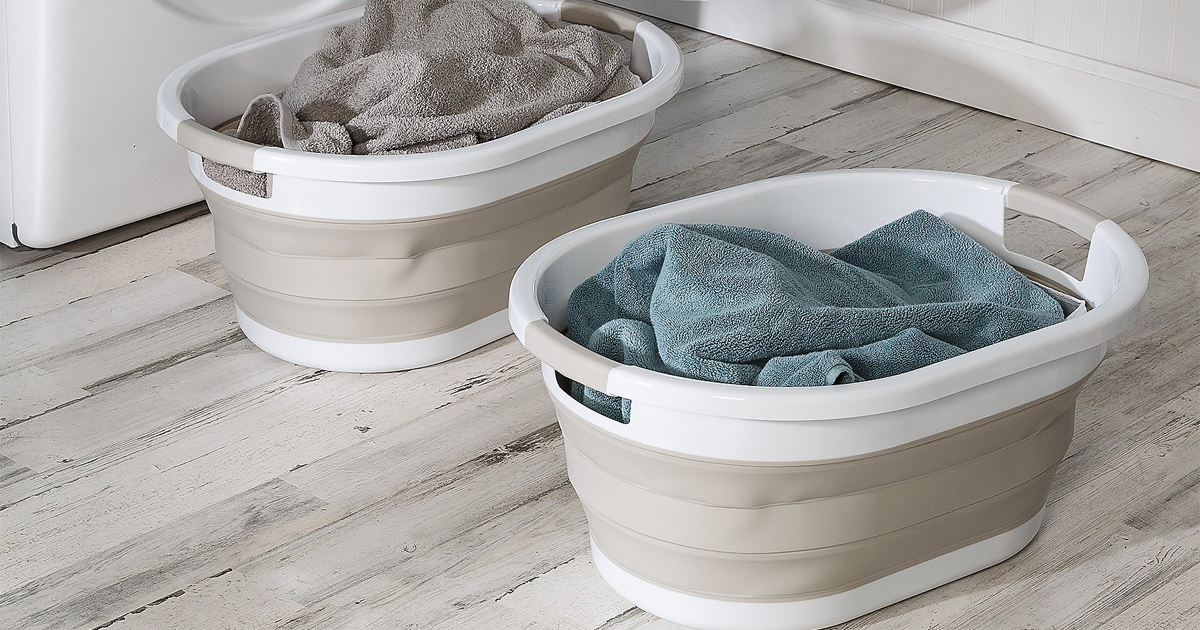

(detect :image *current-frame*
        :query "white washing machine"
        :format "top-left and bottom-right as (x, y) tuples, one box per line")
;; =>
(0, 0), (363, 248)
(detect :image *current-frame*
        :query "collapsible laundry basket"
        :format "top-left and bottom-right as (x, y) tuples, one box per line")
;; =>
(155, 0), (682, 372)
(508, 170), (1148, 630)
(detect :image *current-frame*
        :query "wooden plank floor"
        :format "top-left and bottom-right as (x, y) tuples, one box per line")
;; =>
(2, 18), (1198, 630)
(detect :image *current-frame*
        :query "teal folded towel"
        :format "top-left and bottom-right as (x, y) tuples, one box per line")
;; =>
(566, 210), (1078, 422)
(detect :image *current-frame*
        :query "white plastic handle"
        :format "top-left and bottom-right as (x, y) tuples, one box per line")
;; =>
(176, 120), (260, 171)
(524, 320), (618, 393)
(1005, 184), (1105, 239)
(1004, 183), (1147, 311)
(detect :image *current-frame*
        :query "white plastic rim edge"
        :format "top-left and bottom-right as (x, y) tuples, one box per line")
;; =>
(235, 306), (513, 372)
(543, 350), (1100, 461)
(155, 2), (684, 183)
(154, 7), (360, 146)
(508, 169), (1149, 421)
(183, 112), (652, 222)
(590, 508), (1046, 630)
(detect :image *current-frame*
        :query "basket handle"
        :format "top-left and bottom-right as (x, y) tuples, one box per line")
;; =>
(1005, 184), (1106, 239)
(524, 319), (619, 394)
(176, 119), (261, 171)
(559, 0), (643, 39)
(1004, 182), (1147, 323)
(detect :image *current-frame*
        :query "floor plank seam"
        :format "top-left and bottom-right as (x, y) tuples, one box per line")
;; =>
(595, 606), (643, 629)
(678, 57), (781, 95)
(827, 85), (901, 112)
(0, 396), (83, 432)
(0, 474), (80, 511)
(89, 589), (190, 630)
(2, 269), (187, 330)
(0, 204), (210, 283)
(402, 422), (564, 505)
(1, 327), (248, 431)
(494, 556), (578, 602)
(85, 328), (245, 395)
(631, 140), (832, 194)
(636, 114), (843, 190)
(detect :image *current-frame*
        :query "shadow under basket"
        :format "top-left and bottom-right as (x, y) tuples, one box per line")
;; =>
(508, 169), (1148, 630)
(156, 0), (684, 371)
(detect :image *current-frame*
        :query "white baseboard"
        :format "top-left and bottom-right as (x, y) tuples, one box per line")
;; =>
(604, 0), (1200, 172)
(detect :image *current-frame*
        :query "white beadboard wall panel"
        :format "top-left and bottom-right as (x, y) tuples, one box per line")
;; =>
(1004, 0), (1039, 42)
(941, 0), (974, 21)
(858, 0), (1199, 86)
(1098, 1), (1141, 71)
(911, 0), (942, 17)
(968, 0), (1007, 31)
(1174, 0), (1200, 85)
(1134, 0), (1174, 78)
(1067, 0), (1105, 60)
(1032, 0), (1071, 50)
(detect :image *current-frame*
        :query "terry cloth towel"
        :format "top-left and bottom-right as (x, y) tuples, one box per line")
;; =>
(204, 0), (641, 197)
(566, 211), (1080, 422)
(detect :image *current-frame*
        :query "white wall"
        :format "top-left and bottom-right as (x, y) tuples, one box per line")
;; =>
(872, 0), (1200, 87)
(604, 0), (1200, 171)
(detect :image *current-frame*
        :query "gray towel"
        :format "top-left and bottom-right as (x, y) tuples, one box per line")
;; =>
(566, 212), (1079, 422)
(204, 0), (641, 196)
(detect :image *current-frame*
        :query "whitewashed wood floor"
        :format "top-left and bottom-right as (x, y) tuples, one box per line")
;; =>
(3, 18), (1199, 630)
